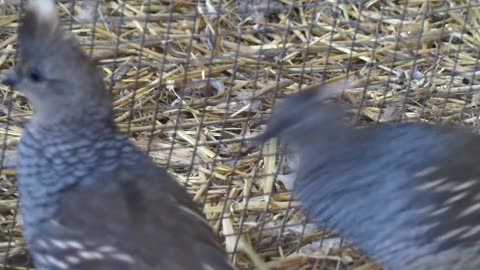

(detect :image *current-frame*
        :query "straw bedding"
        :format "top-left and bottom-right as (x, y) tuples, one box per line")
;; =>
(0, 0), (478, 269)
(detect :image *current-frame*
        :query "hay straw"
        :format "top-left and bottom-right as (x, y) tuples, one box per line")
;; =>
(1, 0), (479, 269)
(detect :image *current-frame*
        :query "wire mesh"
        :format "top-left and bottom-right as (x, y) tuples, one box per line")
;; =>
(1, 0), (479, 269)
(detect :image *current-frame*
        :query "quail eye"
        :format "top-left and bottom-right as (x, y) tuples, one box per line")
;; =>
(28, 70), (45, 82)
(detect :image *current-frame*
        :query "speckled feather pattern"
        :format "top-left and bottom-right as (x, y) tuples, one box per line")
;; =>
(18, 122), (234, 270)
(18, 122), (138, 233)
(8, 1), (234, 269)
(295, 124), (480, 270)
(259, 88), (480, 270)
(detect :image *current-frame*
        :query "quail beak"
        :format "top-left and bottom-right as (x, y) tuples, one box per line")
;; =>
(2, 70), (20, 88)
(235, 134), (269, 157)
(252, 133), (269, 146)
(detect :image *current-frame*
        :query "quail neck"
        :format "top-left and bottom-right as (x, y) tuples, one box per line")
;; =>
(17, 119), (141, 234)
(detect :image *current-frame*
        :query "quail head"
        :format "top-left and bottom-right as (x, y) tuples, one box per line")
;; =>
(257, 83), (480, 270)
(2, 0), (234, 269)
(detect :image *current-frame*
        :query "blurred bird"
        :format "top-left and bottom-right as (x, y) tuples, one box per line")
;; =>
(236, 0), (284, 25)
(256, 81), (480, 270)
(2, 0), (234, 269)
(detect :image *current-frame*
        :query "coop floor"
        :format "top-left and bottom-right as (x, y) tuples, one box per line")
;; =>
(1, 0), (479, 269)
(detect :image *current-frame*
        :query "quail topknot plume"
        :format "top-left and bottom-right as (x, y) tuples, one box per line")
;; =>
(256, 81), (480, 270)
(2, 0), (234, 269)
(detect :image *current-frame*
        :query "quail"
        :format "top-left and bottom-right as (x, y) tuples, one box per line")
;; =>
(256, 82), (480, 270)
(2, 0), (234, 269)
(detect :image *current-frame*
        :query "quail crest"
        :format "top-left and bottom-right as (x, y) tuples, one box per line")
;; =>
(2, 0), (235, 269)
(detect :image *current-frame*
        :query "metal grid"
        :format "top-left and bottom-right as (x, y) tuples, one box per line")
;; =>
(1, 0), (479, 269)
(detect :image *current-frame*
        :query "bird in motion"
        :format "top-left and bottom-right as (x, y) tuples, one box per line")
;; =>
(257, 81), (480, 270)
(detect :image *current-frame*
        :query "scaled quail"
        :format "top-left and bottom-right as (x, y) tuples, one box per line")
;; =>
(2, 0), (234, 269)
(256, 82), (480, 270)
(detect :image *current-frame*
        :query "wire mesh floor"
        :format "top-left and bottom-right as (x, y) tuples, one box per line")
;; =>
(1, 0), (480, 269)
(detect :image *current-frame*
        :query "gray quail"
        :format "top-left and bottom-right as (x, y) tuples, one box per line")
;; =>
(256, 82), (480, 270)
(2, 0), (234, 269)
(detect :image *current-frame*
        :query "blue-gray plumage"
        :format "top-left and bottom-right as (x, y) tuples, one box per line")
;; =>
(256, 84), (480, 270)
(2, 0), (234, 269)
